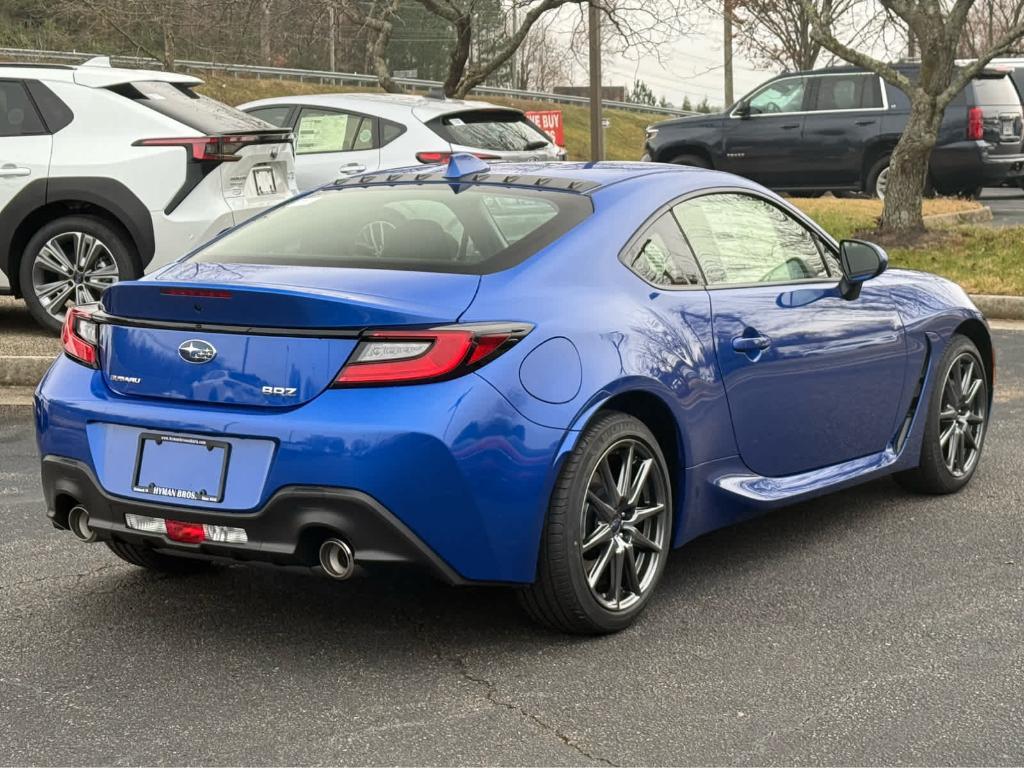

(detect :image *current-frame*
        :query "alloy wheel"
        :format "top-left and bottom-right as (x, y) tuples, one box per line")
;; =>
(875, 166), (890, 199)
(579, 438), (670, 611)
(31, 231), (120, 323)
(938, 352), (987, 478)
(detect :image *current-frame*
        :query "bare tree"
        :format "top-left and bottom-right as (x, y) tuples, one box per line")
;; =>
(735, 0), (855, 71)
(958, 0), (1024, 55)
(802, 0), (1024, 232)
(511, 19), (572, 90)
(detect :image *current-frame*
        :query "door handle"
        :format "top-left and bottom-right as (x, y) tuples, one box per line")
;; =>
(855, 119), (877, 126)
(0, 164), (30, 178)
(340, 163), (366, 175)
(732, 335), (772, 353)
(781, 123), (800, 130)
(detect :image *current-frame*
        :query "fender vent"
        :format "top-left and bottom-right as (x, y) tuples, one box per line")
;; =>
(892, 340), (932, 454)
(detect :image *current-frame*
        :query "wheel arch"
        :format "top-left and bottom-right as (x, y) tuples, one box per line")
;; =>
(0, 178), (153, 296)
(955, 318), (995, 401)
(658, 143), (715, 168)
(861, 138), (897, 190)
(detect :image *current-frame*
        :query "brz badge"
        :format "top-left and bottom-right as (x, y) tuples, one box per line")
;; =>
(262, 386), (298, 397)
(178, 339), (217, 364)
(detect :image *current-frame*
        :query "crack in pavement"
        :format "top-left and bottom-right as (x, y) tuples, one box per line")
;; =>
(456, 656), (618, 767)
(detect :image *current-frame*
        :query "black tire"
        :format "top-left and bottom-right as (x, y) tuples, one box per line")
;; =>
(669, 153), (711, 169)
(957, 186), (984, 200)
(865, 155), (890, 199)
(894, 335), (989, 495)
(519, 411), (673, 634)
(105, 539), (216, 574)
(19, 214), (140, 334)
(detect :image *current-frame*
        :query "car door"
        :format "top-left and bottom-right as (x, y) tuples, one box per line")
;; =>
(292, 107), (381, 190)
(0, 80), (52, 291)
(720, 76), (809, 189)
(673, 192), (907, 478)
(801, 74), (885, 189)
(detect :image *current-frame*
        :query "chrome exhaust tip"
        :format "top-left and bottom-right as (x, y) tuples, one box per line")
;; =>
(68, 505), (97, 543)
(318, 538), (355, 580)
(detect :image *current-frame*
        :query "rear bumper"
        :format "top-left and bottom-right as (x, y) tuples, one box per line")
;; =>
(35, 355), (569, 583)
(931, 141), (1024, 187)
(42, 455), (466, 583)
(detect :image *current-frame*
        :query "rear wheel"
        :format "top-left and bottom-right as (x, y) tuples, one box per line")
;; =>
(865, 155), (891, 199)
(519, 412), (672, 634)
(894, 335), (989, 494)
(669, 153), (710, 169)
(19, 215), (139, 333)
(105, 540), (216, 574)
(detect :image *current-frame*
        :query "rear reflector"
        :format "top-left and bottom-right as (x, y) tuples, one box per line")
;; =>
(334, 323), (531, 386)
(62, 305), (99, 368)
(125, 513), (248, 544)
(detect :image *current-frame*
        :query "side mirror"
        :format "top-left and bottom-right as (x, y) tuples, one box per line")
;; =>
(735, 102), (751, 119)
(838, 239), (888, 300)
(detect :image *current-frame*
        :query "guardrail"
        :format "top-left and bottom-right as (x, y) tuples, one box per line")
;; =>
(0, 46), (695, 118)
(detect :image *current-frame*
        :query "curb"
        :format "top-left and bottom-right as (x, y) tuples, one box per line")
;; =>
(1, 356), (51, 387)
(923, 207), (993, 226)
(970, 294), (1024, 321)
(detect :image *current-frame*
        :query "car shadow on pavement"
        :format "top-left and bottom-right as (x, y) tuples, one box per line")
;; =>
(61, 475), (916, 656)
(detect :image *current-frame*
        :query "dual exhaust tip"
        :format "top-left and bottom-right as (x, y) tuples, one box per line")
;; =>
(67, 504), (355, 580)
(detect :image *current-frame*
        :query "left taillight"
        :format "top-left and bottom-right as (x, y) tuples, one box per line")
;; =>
(61, 305), (99, 368)
(334, 323), (531, 386)
(133, 132), (292, 162)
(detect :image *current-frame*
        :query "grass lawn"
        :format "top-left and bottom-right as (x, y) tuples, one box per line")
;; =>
(197, 74), (652, 161)
(792, 197), (1024, 296)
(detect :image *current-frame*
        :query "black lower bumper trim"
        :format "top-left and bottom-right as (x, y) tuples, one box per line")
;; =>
(41, 456), (465, 585)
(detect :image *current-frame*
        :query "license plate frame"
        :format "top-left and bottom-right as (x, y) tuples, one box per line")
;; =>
(253, 166), (277, 195)
(1000, 117), (1017, 140)
(131, 433), (231, 503)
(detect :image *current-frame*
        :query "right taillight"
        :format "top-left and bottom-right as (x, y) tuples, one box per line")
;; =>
(416, 151), (500, 164)
(134, 132), (292, 162)
(61, 305), (99, 368)
(333, 323), (531, 386)
(968, 107), (984, 141)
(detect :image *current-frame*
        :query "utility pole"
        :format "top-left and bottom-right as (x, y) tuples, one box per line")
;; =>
(511, 3), (520, 89)
(588, 0), (604, 161)
(328, 4), (336, 71)
(723, 0), (734, 106)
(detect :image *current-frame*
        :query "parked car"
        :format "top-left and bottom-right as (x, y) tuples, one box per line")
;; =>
(37, 156), (992, 634)
(643, 64), (1024, 198)
(238, 93), (565, 190)
(0, 56), (297, 331)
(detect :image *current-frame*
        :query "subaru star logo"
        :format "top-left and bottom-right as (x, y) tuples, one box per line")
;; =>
(178, 339), (217, 364)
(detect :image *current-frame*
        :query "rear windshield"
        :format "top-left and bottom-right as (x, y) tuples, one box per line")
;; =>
(190, 184), (592, 275)
(971, 75), (1021, 106)
(115, 81), (271, 134)
(427, 110), (551, 151)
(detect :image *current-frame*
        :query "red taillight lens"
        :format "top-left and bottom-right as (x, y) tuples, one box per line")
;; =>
(134, 133), (291, 162)
(334, 324), (531, 386)
(61, 305), (99, 368)
(416, 151), (501, 164)
(968, 107), (984, 141)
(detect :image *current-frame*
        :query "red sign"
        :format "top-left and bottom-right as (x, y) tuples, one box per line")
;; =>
(525, 110), (564, 148)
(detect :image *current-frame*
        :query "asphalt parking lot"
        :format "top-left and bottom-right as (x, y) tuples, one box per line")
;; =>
(1, 328), (1021, 766)
(981, 187), (1024, 226)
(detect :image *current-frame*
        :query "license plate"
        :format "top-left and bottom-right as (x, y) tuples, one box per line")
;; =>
(253, 166), (277, 195)
(1000, 117), (1017, 139)
(132, 433), (230, 503)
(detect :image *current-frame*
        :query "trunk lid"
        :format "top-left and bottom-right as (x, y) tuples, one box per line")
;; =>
(99, 265), (480, 407)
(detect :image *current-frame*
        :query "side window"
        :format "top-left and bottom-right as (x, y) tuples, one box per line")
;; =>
(812, 74), (882, 111)
(246, 105), (293, 127)
(746, 77), (807, 116)
(381, 119), (407, 146)
(622, 213), (704, 288)
(673, 194), (829, 285)
(295, 108), (377, 154)
(0, 81), (46, 137)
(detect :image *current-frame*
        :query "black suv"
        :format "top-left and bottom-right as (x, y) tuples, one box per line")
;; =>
(643, 65), (1024, 197)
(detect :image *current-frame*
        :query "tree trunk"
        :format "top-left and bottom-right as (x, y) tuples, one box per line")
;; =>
(880, 95), (942, 233)
(446, 16), (473, 97)
(260, 0), (272, 64)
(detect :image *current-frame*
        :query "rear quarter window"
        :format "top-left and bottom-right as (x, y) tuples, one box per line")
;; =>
(113, 80), (271, 134)
(970, 76), (1022, 106)
(427, 110), (551, 151)
(190, 184), (592, 275)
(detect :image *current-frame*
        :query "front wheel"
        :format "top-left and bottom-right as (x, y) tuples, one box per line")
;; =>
(519, 412), (673, 634)
(894, 335), (989, 494)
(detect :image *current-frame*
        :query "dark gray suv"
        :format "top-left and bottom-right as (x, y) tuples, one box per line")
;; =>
(643, 65), (1024, 198)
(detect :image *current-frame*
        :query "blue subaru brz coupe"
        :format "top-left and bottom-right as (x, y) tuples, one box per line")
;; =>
(36, 157), (992, 633)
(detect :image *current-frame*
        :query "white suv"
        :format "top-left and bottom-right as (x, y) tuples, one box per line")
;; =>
(0, 57), (297, 331)
(238, 93), (565, 190)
